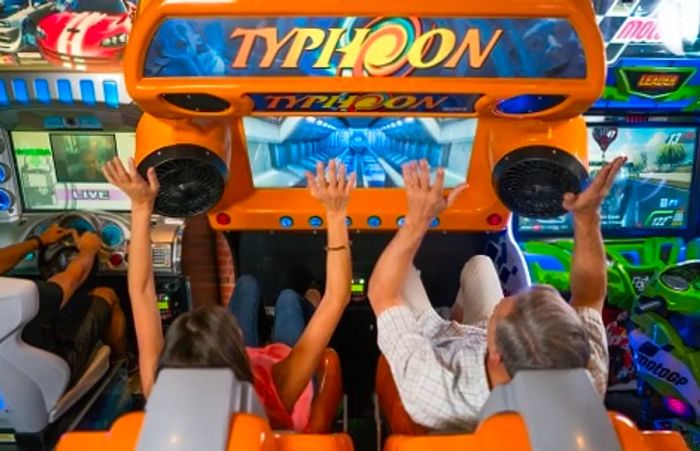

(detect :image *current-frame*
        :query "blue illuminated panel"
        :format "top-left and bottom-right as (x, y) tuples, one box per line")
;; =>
(0, 81), (7, 106)
(11, 79), (29, 104)
(103, 81), (119, 109)
(0, 189), (12, 211)
(56, 79), (73, 104)
(34, 79), (51, 104)
(80, 80), (96, 106)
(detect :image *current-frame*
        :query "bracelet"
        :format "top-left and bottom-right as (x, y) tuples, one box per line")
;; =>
(28, 235), (44, 249)
(325, 241), (352, 252)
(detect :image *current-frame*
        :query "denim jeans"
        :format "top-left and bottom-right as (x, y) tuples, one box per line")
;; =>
(227, 275), (315, 347)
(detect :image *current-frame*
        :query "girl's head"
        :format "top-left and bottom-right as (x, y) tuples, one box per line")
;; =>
(159, 305), (253, 383)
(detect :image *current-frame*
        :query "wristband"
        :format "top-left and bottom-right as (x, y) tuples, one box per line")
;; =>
(325, 241), (352, 252)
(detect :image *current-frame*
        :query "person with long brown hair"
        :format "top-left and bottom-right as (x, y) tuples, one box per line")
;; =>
(103, 157), (354, 431)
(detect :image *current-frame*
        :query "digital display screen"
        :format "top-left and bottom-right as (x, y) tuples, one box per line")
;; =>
(518, 125), (697, 233)
(49, 134), (117, 183)
(244, 116), (474, 188)
(11, 132), (134, 211)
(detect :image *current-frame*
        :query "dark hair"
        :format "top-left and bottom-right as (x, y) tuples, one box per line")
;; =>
(495, 285), (591, 377)
(159, 305), (253, 383)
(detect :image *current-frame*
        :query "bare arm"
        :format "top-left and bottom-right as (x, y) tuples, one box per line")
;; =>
(566, 157), (626, 313)
(369, 161), (465, 316)
(0, 240), (39, 275)
(0, 224), (72, 275)
(368, 222), (427, 315)
(569, 214), (606, 312)
(128, 205), (162, 397)
(104, 158), (162, 397)
(49, 233), (100, 307)
(272, 160), (354, 413)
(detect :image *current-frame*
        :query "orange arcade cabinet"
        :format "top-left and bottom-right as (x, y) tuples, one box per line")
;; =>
(123, 0), (605, 231)
(87, 0), (665, 449)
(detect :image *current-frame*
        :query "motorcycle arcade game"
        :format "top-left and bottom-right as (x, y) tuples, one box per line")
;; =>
(516, 1), (700, 448)
(123, 0), (605, 444)
(0, 1), (189, 448)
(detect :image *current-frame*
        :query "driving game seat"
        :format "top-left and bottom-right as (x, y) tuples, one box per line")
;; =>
(375, 354), (427, 435)
(56, 368), (354, 451)
(0, 278), (110, 434)
(381, 368), (688, 451)
(306, 348), (343, 433)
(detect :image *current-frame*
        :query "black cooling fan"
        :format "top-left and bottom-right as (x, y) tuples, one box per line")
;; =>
(492, 146), (588, 219)
(138, 144), (228, 218)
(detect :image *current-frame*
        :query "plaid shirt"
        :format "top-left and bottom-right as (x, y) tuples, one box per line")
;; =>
(377, 306), (609, 432)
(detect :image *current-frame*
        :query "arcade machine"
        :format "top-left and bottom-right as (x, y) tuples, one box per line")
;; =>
(117, 0), (609, 447)
(516, 0), (700, 448)
(0, 1), (189, 448)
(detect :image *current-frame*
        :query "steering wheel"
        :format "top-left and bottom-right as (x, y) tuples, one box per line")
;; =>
(37, 213), (101, 280)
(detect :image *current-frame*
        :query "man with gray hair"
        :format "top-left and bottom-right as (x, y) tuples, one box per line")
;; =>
(369, 156), (626, 432)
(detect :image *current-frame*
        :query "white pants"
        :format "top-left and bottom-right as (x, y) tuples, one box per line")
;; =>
(402, 255), (504, 325)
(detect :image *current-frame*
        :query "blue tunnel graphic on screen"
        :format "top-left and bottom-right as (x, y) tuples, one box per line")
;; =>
(243, 116), (475, 188)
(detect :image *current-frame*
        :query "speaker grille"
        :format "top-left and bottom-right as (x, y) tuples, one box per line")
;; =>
(139, 145), (227, 218)
(161, 93), (230, 113)
(493, 146), (588, 219)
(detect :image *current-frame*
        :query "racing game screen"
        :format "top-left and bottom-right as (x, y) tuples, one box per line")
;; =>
(518, 126), (697, 233)
(244, 116), (474, 188)
(12, 131), (134, 211)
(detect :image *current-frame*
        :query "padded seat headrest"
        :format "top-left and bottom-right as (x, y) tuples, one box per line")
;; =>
(479, 369), (621, 451)
(137, 368), (266, 451)
(0, 278), (39, 340)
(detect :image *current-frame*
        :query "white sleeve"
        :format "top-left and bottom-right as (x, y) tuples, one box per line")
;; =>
(576, 306), (609, 397)
(377, 306), (487, 431)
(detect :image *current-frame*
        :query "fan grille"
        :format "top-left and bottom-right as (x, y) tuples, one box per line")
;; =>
(139, 145), (227, 218)
(493, 146), (587, 219)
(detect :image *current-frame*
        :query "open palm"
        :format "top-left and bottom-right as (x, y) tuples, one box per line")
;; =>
(562, 156), (627, 216)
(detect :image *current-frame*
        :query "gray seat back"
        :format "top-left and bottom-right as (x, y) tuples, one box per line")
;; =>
(137, 368), (267, 451)
(478, 369), (621, 451)
(0, 278), (70, 433)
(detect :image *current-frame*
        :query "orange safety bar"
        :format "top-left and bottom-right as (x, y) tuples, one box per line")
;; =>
(382, 413), (689, 451)
(56, 412), (354, 451)
(376, 355), (689, 451)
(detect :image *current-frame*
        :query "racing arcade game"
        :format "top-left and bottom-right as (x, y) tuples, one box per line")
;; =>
(516, 1), (700, 449)
(120, 0), (610, 446)
(0, 1), (189, 448)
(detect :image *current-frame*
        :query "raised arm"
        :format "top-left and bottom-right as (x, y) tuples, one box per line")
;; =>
(272, 160), (355, 412)
(565, 156), (626, 313)
(368, 161), (465, 316)
(103, 158), (162, 397)
(0, 224), (71, 275)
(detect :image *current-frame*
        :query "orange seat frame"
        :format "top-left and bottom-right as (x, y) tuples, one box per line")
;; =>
(376, 354), (689, 450)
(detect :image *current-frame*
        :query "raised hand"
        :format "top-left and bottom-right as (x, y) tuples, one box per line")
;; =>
(103, 158), (160, 211)
(562, 156), (627, 219)
(305, 159), (355, 214)
(39, 223), (73, 246)
(403, 160), (466, 227)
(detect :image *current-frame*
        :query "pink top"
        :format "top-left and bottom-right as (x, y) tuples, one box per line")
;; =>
(246, 343), (313, 431)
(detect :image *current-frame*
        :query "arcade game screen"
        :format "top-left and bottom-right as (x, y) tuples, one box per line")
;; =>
(11, 131), (134, 211)
(243, 116), (474, 188)
(518, 125), (697, 233)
